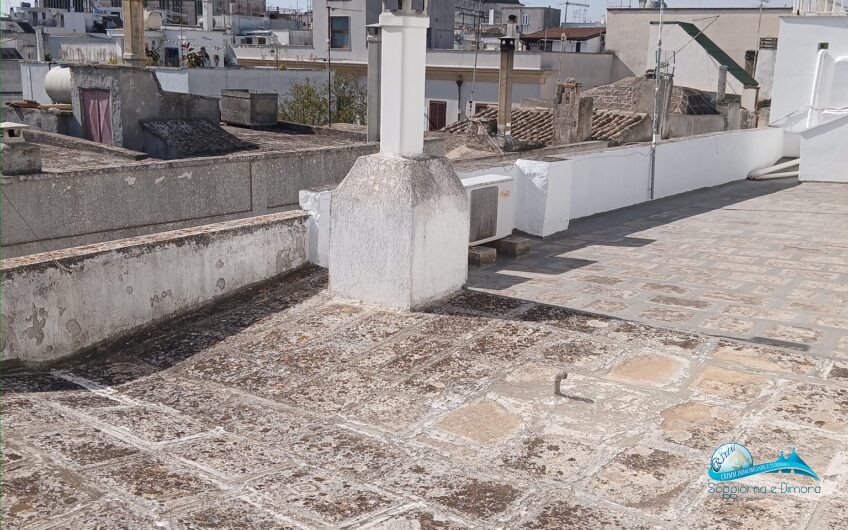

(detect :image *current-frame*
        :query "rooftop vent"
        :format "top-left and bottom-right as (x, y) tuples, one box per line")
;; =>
(221, 90), (279, 128)
(1, 122), (42, 175)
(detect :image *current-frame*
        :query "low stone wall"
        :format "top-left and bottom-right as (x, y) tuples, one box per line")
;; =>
(2, 136), (446, 259)
(458, 128), (787, 237)
(1, 106), (81, 137)
(1, 142), (375, 258)
(26, 129), (148, 160)
(1, 211), (309, 365)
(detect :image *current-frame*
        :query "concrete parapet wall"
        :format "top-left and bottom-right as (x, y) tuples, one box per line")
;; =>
(26, 129), (148, 160)
(458, 128), (787, 237)
(799, 113), (848, 183)
(1, 106), (81, 137)
(0, 211), (309, 365)
(1, 143), (377, 258)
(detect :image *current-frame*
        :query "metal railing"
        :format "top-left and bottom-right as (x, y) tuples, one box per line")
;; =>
(793, 0), (847, 14)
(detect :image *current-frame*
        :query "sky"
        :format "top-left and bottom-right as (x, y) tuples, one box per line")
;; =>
(3, 0), (794, 21)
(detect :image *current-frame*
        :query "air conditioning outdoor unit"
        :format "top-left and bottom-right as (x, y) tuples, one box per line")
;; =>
(461, 174), (516, 246)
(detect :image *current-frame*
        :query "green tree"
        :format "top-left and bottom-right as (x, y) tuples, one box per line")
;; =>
(279, 73), (366, 126)
(279, 79), (328, 125)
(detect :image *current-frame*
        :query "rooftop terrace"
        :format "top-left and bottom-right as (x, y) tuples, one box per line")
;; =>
(4, 179), (847, 529)
(27, 124), (369, 174)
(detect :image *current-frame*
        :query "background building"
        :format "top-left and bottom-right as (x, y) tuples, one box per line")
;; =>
(605, 6), (791, 76)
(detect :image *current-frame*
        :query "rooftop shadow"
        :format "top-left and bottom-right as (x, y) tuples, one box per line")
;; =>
(1, 266), (329, 394)
(470, 177), (800, 291)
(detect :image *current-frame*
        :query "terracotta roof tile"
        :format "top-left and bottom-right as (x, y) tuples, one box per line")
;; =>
(591, 110), (648, 144)
(521, 27), (605, 41)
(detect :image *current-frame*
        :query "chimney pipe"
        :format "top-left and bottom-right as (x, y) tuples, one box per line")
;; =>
(35, 25), (45, 61)
(202, 0), (213, 31)
(717, 65), (728, 103)
(497, 16), (518, 137)
(378, 4), (430, 156)
(121, 0), (144, 66)
(366, 26), (382, 143)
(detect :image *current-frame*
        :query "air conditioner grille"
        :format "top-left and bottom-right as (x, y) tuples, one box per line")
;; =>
(469, 186), (499, 242)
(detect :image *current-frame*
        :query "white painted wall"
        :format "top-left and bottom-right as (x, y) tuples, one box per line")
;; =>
(154, 67), (329, 98)
(1, 212), (308, 364)
(299, 187), (332, 267)
(755, 47), (777, 102)
(380, 11), (429, 156)
(771, 16), (848, 123)
(552, 36), (603, 54)
(459, 128), (787, 237)
(653, 127), (786, 198)
(21, 62), (86, 104)
(799, 113), (848, 182)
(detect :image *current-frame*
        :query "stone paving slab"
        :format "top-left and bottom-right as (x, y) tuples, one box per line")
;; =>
(4, 261), (847, 529)
(470, 180), (848, 359)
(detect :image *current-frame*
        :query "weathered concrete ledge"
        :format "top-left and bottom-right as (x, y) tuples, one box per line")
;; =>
(26, 129), (149, 160)
(1, 211), (309, 365)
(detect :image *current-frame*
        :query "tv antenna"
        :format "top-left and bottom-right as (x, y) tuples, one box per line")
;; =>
(559, 1), (590, 24)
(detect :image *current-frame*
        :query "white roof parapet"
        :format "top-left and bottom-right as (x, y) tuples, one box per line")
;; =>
(382, 0), (428, 15)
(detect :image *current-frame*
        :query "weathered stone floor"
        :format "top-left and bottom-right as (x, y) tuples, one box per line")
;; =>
(471, 179), (848, 358)
(4, 261), (847, 528)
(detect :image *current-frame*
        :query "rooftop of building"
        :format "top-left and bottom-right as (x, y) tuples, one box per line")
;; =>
(5, 178), (847, 528)
(520, 27), (606, 41)
(13, 122), (372, 175)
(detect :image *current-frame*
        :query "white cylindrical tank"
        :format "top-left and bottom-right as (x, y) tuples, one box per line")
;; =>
(144, 10), (163, 31)
(44, 66), (72, 104)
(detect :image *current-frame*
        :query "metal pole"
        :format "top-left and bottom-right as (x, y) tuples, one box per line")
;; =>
(327, 4), (332, 127)
(468, 4), (481, 117)
(558, 32), (565, 83)
(648, 1), (664, 200)
(327, 1), (333, 127)
(366, 29), (381, 142)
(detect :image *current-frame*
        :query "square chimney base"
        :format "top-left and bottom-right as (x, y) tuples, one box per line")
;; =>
(1, 142), (42, 175)
(329, 153), (470, 310)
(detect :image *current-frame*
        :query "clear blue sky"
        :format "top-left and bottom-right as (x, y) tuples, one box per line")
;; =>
(3, 1), (793, 21)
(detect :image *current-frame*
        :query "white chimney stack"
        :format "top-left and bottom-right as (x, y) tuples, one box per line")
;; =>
(202, 0), (213, 31)
(378, 7), (429, 156)
(329, 0), (470, 310)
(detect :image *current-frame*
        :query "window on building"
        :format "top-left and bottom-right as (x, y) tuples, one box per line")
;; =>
(330, 16), (351, 49)
(521, 14), (529, 27)
(164, 47), (180, 67)
(474, 103), (494, 114)
(428, 101), (447, 131)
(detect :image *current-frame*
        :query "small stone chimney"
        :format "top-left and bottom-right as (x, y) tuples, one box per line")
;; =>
(553, 80), (593, 145)
(1, 122), (42, 175)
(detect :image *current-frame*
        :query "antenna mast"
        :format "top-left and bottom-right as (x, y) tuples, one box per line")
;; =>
(648, 1), (664, 200)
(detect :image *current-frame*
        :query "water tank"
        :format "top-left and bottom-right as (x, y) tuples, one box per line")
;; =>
(44, 66), (72, 104)
(144, 10), (162, 31)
